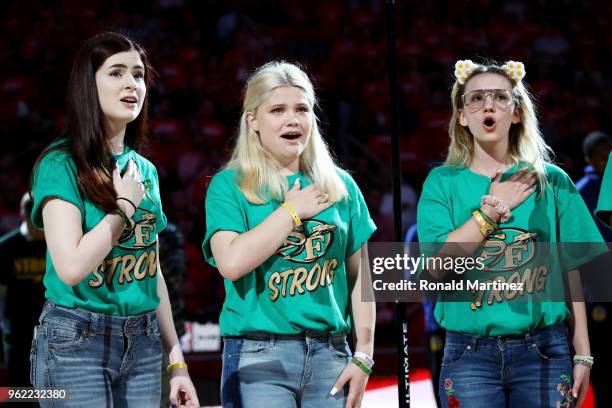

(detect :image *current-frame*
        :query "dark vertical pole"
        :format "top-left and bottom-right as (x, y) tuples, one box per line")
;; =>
(384, 1), (410, 407)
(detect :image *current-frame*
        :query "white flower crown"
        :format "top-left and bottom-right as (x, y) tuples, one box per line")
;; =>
(454, 59), (526, 85)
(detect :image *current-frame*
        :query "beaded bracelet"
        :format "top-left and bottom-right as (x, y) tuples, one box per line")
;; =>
(481, 195), (511, 223)
(573, 355), (594, 369)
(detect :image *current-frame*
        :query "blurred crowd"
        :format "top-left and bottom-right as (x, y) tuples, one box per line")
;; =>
(1, 0), (611, 325)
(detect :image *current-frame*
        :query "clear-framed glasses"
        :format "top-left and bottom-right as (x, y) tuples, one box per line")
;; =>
(461, 89), (515, 111)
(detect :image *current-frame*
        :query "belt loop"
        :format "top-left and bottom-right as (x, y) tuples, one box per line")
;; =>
(38, 300), (54, 324)
(89, 312), (99, 338)
(146, 312), (155, 336)
(269, 333), (276, 348)
(524, 331), (533, 348)
(469, 336), (478, 352)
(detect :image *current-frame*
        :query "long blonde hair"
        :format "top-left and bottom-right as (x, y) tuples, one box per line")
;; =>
(226, 61), (348, 204)
(446, 63), (552, 193)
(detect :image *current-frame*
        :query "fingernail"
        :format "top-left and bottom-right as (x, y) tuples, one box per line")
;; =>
(573, 392), (577, 399)
(330, 387), (338, 396)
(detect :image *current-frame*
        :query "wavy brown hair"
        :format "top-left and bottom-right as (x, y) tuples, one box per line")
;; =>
(31, 32), (155, 213)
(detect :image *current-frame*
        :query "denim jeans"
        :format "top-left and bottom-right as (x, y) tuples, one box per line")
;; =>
(30, 301), (162, 407)
(221, 331), (351, 408)
(439, 323), (574, 408)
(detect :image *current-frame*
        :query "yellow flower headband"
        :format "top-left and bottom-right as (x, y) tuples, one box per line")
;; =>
(501, 61), (526, 83)
(454, 59), (526, 85)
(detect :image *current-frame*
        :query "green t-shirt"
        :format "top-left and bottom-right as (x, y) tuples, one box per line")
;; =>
(596, 151), (612, 229)
(417, 163), (604, 336)
(31, 145), (167, 316)
(202, 168), (376, 336)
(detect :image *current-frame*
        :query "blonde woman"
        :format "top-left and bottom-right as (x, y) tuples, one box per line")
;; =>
(417, 60), (602, 407)
(202, 62), (376, 408)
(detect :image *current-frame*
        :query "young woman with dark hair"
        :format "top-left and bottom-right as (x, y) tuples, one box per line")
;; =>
(29, 32), (199, 407)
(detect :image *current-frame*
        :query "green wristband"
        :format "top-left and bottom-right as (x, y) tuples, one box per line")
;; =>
(351, 357), (372, 376)
(478, 209), (499, 229)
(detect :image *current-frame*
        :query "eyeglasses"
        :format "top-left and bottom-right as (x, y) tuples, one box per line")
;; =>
(461, 89), (515, 111)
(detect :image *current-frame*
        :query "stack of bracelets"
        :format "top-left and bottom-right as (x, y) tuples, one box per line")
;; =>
(472, 194), (513, 237)
(352, 351), (374, 376)
(573, 355), (594, 369)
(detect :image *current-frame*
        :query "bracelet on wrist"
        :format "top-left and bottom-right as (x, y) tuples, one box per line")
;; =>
(117, 197), (138, 215)
(114, 208), (132, 227)
(472, 210), (496, 237)
(281, 202), (302, 227)
(167, 362), (188, 373)
(351, 357), (372, 376)
(478, 208), (499, 229)
(480, 195), (511, 223)
(573, 354), (594, 369)
(353, 351), (374, 367)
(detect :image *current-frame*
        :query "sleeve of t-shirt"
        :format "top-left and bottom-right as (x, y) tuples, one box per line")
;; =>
(417, 169), (454, 244)
(555, 168), (607, 270)
(31, 152), (84, 230)
(342, 171), (376, 257)
(202, 171), (248, 267)
(595, 151), (612, 228)
(150, 166), (168, 234)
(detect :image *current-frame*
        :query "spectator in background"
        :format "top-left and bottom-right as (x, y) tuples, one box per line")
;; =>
(590, 141), (612, 408)
(0, 193), (46, 403)
(576, 131), (612, 241)
(380, 183), (417, 236)
(596, 148), (612, 228)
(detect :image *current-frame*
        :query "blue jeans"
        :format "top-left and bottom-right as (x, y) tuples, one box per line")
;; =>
(30, 301), (162, 407)
(439, 323), (574, 408)
(221, 331), (351, 408)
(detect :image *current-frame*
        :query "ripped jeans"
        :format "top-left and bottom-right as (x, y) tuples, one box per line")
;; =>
(439, 323), (574, 408)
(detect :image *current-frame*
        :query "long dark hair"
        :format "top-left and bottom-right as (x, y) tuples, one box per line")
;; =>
(31, 32), (155, 213)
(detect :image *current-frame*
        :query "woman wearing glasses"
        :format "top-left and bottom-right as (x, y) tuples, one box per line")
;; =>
(417, 60), (602, 407)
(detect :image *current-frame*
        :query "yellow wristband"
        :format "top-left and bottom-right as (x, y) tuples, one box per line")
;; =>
(472, 210), (495, 237)
(281, 202), (302, 227)
(167, 362), (188, 373)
